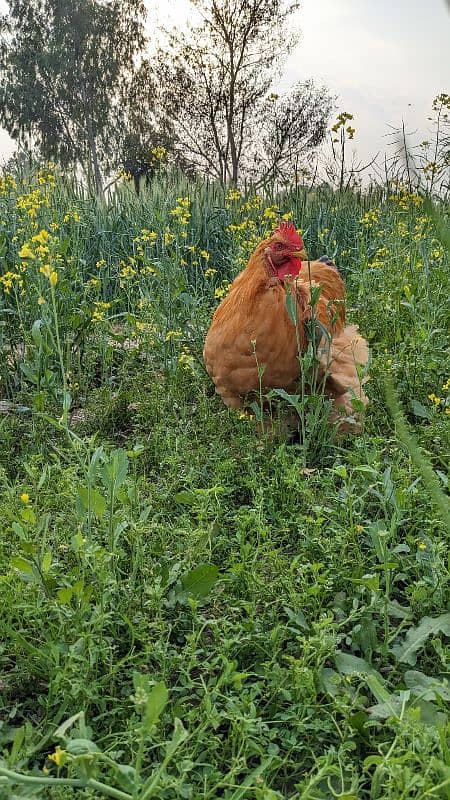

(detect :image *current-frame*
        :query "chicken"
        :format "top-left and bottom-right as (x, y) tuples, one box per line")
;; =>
(203, 220), (369, 430)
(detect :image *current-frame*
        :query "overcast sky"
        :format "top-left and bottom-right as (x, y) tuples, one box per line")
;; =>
(1, 0), (449, 167)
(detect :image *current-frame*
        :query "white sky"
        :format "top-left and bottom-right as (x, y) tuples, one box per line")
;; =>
(1, 0), (449, 169)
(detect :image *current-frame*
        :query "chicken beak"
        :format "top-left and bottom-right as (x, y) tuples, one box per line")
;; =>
(291, 248), (307, 260)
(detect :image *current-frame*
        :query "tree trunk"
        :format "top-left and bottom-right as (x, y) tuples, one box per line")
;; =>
(86, 113), (104, 198)
(80, 79), (104, 197)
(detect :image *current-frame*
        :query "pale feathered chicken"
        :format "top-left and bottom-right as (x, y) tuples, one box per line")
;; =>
(203, 221), (369, 430)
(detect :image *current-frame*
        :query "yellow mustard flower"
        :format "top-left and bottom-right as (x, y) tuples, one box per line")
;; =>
(19, 243), (35, 259)
(165, 329), (182, 342)
(48, 746), (67, 766)
(32, 229), (50, 245)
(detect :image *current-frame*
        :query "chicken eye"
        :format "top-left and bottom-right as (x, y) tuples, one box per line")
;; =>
(273, 242), (283, 251)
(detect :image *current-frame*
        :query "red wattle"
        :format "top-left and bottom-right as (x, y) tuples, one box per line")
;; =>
(276, 258), (302, 282)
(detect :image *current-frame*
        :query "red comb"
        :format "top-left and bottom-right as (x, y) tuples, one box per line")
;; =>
(274, 220), (304, 249)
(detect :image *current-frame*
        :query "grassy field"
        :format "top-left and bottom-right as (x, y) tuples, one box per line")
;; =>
(0, 163), (449, 799)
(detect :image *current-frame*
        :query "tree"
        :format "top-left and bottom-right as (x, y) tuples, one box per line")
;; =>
(151, 0), (332, 186)
(0, 0), (147, 195)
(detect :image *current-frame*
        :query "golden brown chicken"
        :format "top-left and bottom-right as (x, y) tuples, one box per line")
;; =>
(203, 221), (369, 430)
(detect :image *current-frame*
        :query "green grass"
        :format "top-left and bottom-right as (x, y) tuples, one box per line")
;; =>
(0, 164), (449, 799)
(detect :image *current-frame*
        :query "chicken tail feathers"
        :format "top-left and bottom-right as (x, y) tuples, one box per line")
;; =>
(318, 324), (370, 429)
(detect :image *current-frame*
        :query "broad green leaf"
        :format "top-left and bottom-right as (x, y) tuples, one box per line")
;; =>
(391, 613), (450, 665)
(366, 675), (405, 720)
(12, 522), (25, 538)
(115, 763), (138, 793)
(66, 738), (100, 756)
(348, 711), (369, 735)
(351, 573), (379, 592)
(366, 674), (397, 706)
(87, 446), (105, 481)
(180, 564), (219, 599)
(285, 288), (298, 325)
(57, 587), (73, 605)
(410, 399), (430, 419)
(335, 651), (382, 680)
(249, 401), (264, 421)
(320, 667), (342, 696)
(404, 670), (450, 702)
(414, 699), (448, 728)
(11, 556), (37, 579)
(10, 725), (26, 764)
(143, 682), (168, 732)
(387, 600), (412, 619)
(77, 486), (106, 518)
(41, 552), (52, 573)
(31, 319), (44, 346)
(367, 699), (403, 719)
(165, 718), (188, 757)
(54, 712), (84, 739)
(175, 490), (197, 506)
(270, 388), (301, 410)
(100, 448), (129, 495)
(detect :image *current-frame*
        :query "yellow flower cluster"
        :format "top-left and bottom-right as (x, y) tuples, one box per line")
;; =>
(63, 210), (81, 223)
(427, 379), (450, 415)
(262, 206), (279, 221)
(360, 208), (380, 226)
(331, 111), (355, 139)
(32, 229), (50, 246)
(226, 188), (241, 203)
(165, 329), (183, 342)
(39, 263), (58, 287)
(19, 243), (35, 259)
(204, 267), (217, 278)
(92, 301), (111, 323)
(134, 229), (158, 245)
(15, 229), (62, 290)
(119, 258), (137, 280)
(428, 391), (450, 414)
(430, 245), (444, 261)
(227, 218), (257, 235)
(389, 191), (423, 210)
(134, 320), (155, 334)
(396, 220), (408, 238)
(368, 246), (390, 269)
(48, 746), (67, 766)
(87, 277), (101, 289)
(214, 281), (232, 299)
(140, 264), (157, 276)
(241, 195), (262, 212)
(16, 188), (49, 219)
(0, 271), (23, 295)
(0, 174), (17, 196)
(151, 145), (168, 163)
(170, 196), (191, 226)
(178, 348), (195, 372)
(37, 165), (56, 188)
